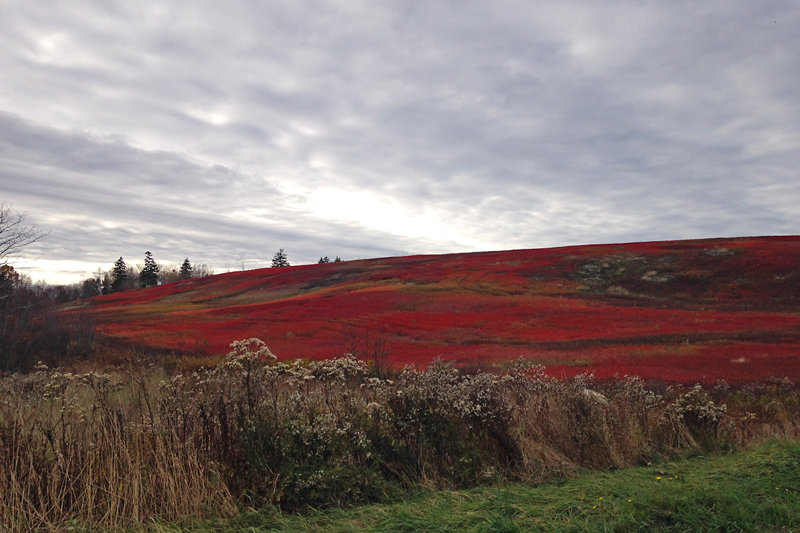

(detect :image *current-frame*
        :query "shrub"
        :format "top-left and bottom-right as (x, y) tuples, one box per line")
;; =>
(1, 340), (799, 530)
(0, 287), (95, 373)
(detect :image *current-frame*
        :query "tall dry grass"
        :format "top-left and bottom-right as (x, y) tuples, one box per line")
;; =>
(0, 365), (235, 531)
(1, 339), (798, 531)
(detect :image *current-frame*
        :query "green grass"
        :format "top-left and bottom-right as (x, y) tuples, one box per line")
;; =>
(152, 440), (800, 533)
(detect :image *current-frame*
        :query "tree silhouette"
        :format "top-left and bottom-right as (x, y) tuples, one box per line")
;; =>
(0, 264), (19, 302)
(110, 257), (127, 293)
(0, 204), (48, 264)
(179, 258), (193, 280)
(271, 249), (290, 268)
(139, 251), (160, 287)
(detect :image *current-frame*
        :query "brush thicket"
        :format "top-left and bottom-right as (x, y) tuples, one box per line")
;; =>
(1, 340), (798, 531)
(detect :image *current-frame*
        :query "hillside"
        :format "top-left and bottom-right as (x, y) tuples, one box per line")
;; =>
(82, 236), (800, 383)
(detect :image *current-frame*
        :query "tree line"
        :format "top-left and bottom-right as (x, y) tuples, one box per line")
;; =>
(0, 203), (347, 371)
(1, 202), (348, 303)
(1, 204), (93, 372)
(99, 247), (315, 295)
(95, 253), (215, 295)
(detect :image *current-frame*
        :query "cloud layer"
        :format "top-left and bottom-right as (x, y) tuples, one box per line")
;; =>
(1, 1), (798, 283)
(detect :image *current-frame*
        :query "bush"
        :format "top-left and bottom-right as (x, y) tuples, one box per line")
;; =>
(0, 285), (95, 373)
(1, 341), (799, 530)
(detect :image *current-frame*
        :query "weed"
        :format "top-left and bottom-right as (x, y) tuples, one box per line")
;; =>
(1, 339), (799, 530)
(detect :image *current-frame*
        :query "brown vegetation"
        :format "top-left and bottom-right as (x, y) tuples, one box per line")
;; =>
(0, 281), (96, 373)
(1, 340), (798, 531)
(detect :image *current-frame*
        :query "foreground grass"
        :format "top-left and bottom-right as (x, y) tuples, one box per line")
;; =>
(153, 440), (800, 533)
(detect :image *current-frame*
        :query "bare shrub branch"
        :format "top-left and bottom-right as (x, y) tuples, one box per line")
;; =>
(0, 204), (49, 263)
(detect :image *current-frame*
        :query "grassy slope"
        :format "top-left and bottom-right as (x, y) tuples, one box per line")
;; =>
(157, 440), (800, 533)
(83, 236), (800, 383)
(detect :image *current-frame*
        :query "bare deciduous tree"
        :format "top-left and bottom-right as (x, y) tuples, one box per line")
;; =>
(193, 263), (214, 277)
(0, 204), (48, 263)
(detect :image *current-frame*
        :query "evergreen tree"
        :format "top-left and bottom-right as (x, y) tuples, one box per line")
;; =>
(110, 257), (127, 293)
(179, 258), (193, 280)
(271, 249), (290, 268)
(139, 251), (160, 287)
(318, 256), (330, 264)
(334, 256), (342, 262)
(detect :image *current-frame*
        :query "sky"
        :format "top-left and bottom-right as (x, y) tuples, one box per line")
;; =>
(0, 1), (798, 284)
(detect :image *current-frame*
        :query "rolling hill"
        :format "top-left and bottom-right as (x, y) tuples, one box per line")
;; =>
(82, 236), (800, 383)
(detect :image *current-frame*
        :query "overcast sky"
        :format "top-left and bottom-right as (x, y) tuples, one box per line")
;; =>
(1, 1), (798, 284)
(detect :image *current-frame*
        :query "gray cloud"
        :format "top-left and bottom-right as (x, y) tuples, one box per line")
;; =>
(0, 112), (440, 279)
(0, 0), (798, 283)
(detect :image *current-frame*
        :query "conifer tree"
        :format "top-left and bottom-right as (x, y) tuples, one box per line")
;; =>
(139, 251), (160, 287)
(318, 256), (330, 264)
(179, 258), (193, 280)
(334, 256), (342, 262)
(110, 257), (127, 293)
(271, 249), (290, 268)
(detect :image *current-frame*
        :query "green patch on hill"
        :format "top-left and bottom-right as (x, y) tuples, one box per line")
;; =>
(157, 440), (800, 532)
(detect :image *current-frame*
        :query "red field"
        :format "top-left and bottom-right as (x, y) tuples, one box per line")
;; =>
(82, 236), (800, 383)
